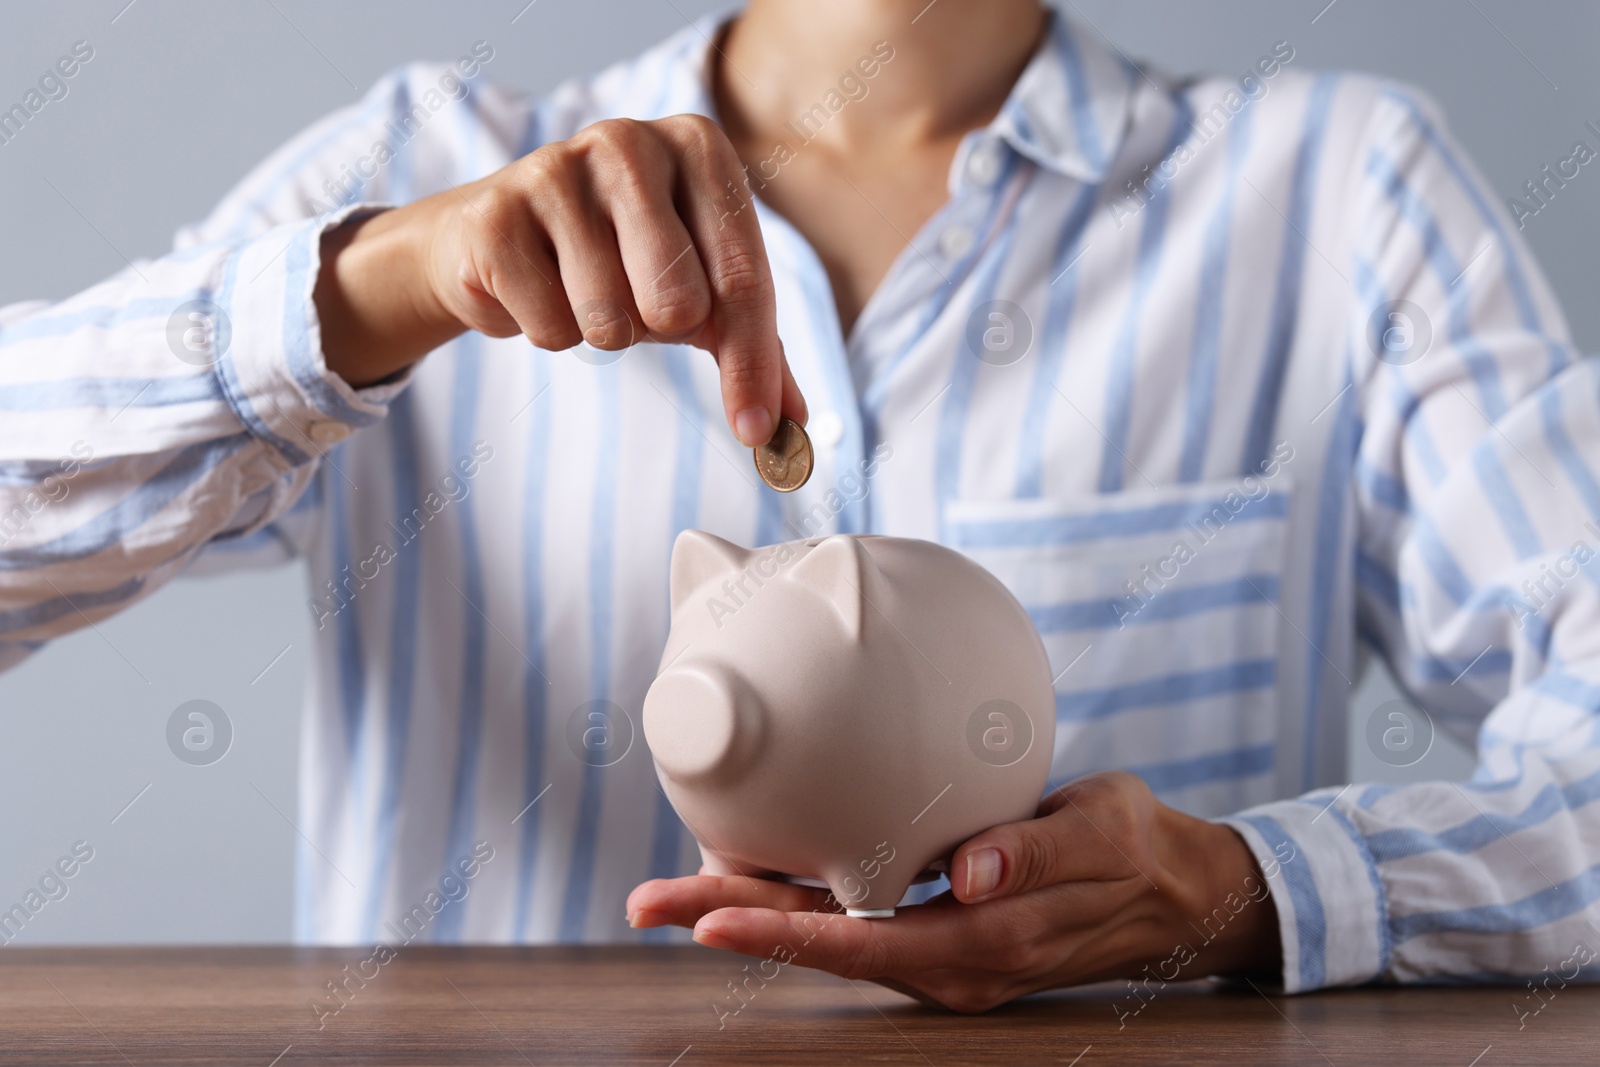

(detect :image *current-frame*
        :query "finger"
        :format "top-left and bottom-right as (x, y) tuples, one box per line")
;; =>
(626, 875), (830, 929)
(529, 134), (646, 352)
(778, 341), (808, 426)
(951, 773), (1155, 903)
(692, 903), (968, 980)
(659, 114), (789, 446)
(585, 121), (713, 342)
(453, 181), (574, 347)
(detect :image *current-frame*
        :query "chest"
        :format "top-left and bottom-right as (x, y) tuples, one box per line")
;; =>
(732, 137), (962, 337)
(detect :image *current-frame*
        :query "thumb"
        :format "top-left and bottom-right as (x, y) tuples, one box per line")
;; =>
(951, 804), (1077, 904)
(777, 340), (809, 426)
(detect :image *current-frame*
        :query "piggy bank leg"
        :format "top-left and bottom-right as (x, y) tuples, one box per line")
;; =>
(696, 844), (780, 880)
(825, 868), (914, 920)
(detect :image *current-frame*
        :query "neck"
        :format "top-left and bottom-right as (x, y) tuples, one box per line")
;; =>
(718, 0), (1048, 150)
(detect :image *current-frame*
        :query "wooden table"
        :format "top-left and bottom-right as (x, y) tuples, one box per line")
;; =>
(0, 945), (1588, 1065)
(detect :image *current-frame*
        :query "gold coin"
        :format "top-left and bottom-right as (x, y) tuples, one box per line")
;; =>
(753, 417), (813, 493)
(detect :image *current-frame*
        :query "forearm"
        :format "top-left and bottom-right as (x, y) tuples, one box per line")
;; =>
(0, 215), (405, 659)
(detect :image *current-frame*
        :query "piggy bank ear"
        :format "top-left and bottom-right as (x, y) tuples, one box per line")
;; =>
(787, 535), (873, 639)
(670, 530), (750, 614)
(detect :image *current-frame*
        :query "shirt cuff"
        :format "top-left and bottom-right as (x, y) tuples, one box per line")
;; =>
(1218, 795), (1391, 993)
(211, 204), (412, 467)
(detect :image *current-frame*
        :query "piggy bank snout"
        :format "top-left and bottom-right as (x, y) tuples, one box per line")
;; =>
(643, 666), (759, 782)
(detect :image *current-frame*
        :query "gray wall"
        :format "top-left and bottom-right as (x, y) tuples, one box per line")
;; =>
(0, 0), (1592, 942)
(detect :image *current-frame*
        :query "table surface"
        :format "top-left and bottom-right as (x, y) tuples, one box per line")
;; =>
(0, 945), (1590, 1066)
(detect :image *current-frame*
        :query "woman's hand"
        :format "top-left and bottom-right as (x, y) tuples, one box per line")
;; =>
(626, 771), (1284, 1013)
(315, 113), (806, 446)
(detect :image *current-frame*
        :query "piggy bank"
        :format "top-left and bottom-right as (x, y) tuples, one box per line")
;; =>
(642, 531), (1055, 917)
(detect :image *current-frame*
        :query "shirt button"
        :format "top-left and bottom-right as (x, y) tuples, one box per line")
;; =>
(966, 142), (1003, 186)
(809, 411), (844, 448)
(308, 421), (348, 444)
(938, 225), (975, 261)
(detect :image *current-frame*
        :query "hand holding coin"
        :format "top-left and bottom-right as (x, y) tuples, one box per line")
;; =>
(317, 113), (807, 447)
(754, 418), (813, 492)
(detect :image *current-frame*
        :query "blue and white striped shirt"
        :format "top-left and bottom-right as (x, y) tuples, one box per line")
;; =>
(3, 10), (1599, 993)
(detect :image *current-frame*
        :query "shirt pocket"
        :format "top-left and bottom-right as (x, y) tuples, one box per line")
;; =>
(944, 476), (1294, 817)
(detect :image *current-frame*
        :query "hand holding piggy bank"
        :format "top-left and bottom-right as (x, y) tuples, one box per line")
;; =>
(643, 531), (1055, 917)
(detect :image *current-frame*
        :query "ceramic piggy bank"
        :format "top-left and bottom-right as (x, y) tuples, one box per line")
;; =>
(642, 531), (1055, 917)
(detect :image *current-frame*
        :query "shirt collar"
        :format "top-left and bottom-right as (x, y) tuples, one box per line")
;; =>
(658, 6), (1137, 184)
(987, 11), (1139, 183)
(653, 6), (740, 119)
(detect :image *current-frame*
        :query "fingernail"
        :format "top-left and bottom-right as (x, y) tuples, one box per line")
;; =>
(628, 908), (666, 929)
(693, 925), (735, 951)
(735, 406), (774, 447)
(965, 848), (1002, 900)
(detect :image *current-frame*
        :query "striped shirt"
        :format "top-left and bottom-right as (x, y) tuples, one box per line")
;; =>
(3, 9), (1599, 993)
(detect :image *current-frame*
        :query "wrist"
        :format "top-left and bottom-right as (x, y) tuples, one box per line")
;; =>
(1154, 809), (1282, 979)
(316, 201), (463, 388)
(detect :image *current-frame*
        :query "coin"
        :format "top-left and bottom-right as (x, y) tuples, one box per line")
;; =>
(753, 417), (813, 492)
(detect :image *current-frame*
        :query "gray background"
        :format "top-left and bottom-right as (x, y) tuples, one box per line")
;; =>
(0, 0), (1593, 943)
